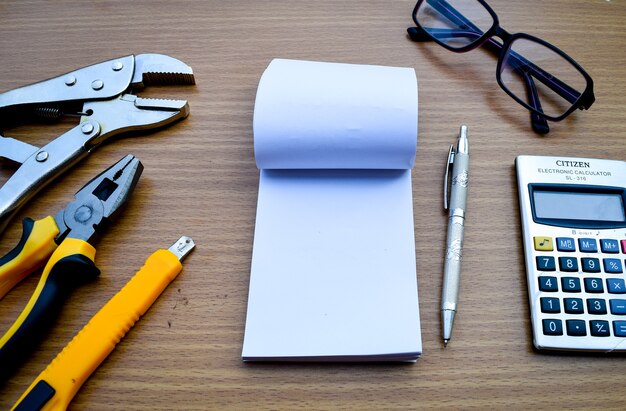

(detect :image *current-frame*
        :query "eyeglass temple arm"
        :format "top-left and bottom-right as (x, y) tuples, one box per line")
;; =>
(416, 0), (583, 106)
(523, 71), (550, 134)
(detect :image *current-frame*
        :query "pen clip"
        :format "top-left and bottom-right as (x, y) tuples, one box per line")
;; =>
(444, 144), (455, 211)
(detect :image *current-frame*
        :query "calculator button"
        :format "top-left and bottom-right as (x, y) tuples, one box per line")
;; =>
(539, 276), (558, 292)
(579, 238), (598, 253)
(608, 278), (626, 293)
(540, 297), (560, 313)
(559, 257), (578, 272)
(590, 320), (611, 337)
(556, 237), (576, 252)
(564, 298), (584, 314)
(601, 239), (619, 253)
(587, 299), (607, 315)
(562, 277), (581, 292)
(536, 256), (556, 271)
(612, 321), (626, 337)
(621, 239), (626, 254)
(542, 319), (563, 336)
(566, 320), (587, 336)
(581, 258), (601, 273)
(603, 258), (623, 274)
(534, 237), (553, 251)
(609, 299), (626, 315)
(584, 277), (604, 293)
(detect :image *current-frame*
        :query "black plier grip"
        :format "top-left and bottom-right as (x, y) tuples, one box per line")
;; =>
(0, 217), (59, 299)
(0, 239), (99, 379)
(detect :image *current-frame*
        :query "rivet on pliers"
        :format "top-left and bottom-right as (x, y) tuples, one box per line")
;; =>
(35, 151), (48, 162)
(81, 122), (95, 135)
(64, 75), (77, 86)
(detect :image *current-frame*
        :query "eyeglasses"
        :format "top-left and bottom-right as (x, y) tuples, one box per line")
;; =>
(408, 0), (595, 134)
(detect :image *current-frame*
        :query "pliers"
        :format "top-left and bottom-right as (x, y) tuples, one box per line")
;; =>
(0, 154), (143, 381)
(0, 54), (195, 235)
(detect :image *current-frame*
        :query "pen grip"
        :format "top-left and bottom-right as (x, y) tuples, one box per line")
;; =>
(442, 214), (465, 311)
(12, 249), (182, 411)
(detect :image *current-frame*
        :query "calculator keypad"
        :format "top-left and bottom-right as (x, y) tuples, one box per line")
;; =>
(533, 235), (626, 343)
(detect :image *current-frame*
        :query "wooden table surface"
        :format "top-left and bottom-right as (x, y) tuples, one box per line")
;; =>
(1, 1), (625, 409)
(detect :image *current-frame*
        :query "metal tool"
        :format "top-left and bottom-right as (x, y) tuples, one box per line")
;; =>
(11, 236), (195, 411)
(0, 54), (194, 235)
(0, 154), (143, 380)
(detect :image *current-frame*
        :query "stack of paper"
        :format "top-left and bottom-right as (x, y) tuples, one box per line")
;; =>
(242, 59), (422, 362)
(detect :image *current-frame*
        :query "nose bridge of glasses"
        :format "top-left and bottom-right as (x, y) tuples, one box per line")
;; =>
(493, 26), (512, 43)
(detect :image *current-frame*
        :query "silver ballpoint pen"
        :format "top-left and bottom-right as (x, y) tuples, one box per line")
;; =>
(442, 125), (469, 347)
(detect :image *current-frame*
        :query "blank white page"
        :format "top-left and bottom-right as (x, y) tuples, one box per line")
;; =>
(242, 169), (421, 360)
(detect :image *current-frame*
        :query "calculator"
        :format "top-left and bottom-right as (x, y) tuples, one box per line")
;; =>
(516, 155), (626, 352)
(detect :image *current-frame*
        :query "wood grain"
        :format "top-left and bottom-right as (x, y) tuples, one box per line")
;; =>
(0, 0), (625, 409)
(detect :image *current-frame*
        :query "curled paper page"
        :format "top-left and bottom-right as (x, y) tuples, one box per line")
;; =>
(253, 59), (418, 170)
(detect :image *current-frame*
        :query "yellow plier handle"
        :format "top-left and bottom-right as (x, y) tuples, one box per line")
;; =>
(0, 232), (99, 380)
(0, 217), (60, 299)
(12, 237), (194, 411)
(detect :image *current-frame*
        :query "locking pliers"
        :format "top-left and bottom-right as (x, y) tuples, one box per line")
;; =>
(0, 54), (195, 235)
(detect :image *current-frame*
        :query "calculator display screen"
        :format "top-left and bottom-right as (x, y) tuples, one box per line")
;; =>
(533, 190), (626, 222)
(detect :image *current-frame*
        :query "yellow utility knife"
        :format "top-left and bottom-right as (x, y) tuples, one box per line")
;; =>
(12, 236), (195, 411)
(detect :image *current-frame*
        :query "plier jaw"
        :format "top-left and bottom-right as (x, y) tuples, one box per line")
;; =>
(54, 154), (143, 244)
(0, 54), (194, 236)
(130, 53), (195, 88)
(80, 93), (190, 150)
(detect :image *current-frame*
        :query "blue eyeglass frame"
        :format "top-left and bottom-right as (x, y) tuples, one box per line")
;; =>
(408, 0), (595, 134)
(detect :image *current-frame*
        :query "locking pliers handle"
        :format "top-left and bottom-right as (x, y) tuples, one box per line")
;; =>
(0, 56), (135, 112)
(0, 122), (102, 235)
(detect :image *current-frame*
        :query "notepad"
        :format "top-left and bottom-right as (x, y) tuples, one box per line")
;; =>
(242, 59), (422, 362)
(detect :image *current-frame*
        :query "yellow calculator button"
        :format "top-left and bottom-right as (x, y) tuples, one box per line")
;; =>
(534, 236), (554, 251)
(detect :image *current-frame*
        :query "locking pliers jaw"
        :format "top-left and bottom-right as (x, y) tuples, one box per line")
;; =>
(0, 54), (195, 236)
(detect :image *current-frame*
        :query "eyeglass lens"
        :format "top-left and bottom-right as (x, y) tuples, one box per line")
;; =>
(500, 38), (587, 119)
(416, 0), (493, 49)
(415, 0), (588, 120)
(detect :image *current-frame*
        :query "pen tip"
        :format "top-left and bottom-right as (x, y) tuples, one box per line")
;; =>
(443, 339), (449, 347)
